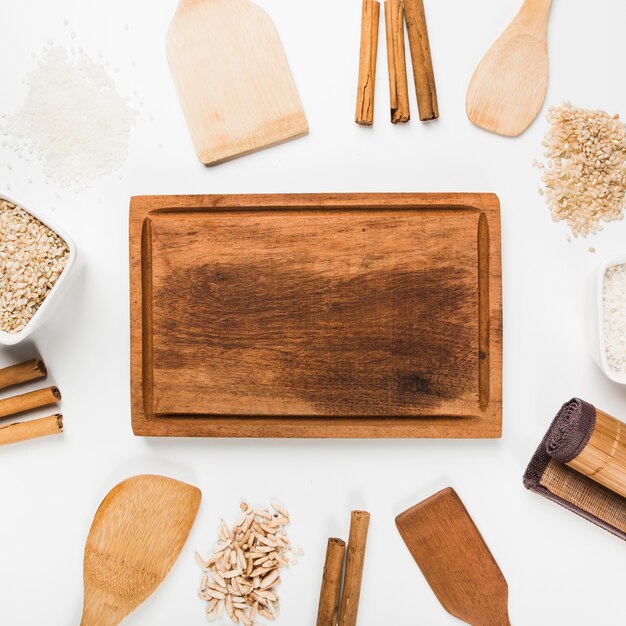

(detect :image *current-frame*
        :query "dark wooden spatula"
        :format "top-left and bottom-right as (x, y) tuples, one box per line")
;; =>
(396, 487), (510, 626)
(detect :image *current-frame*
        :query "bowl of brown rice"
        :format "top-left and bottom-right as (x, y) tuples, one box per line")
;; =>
(0, 192), (76, 345)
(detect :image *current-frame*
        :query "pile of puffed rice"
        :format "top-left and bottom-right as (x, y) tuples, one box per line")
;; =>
(0, 200), (69, 333)
(536, 102), (626, 237)
(195, 501), (300, 625)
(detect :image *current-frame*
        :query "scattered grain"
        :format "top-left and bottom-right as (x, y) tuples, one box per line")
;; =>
(196, 501), (295, 624)
(1, 47), (135, 188)
(537, 102), (626, 237)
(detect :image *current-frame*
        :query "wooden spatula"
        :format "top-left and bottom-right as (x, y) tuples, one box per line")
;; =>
(81, 475), (201, 626)
(466, 0), (552, 137)
(396, 487), (510, 626)
(166, 0), (308, 165)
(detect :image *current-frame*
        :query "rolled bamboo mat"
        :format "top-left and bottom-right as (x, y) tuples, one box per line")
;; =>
(524, 398), (626, 540)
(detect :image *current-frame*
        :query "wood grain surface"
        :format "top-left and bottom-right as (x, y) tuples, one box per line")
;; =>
(130, 193), (502, 438)
(567, 409), (626, 499)
(396, 487), (510, 626)
(466, 0), (552, 136)
(166, 0), (308, 165)
(81, 475), (201, 626)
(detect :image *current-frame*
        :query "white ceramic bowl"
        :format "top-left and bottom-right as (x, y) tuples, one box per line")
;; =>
(591, 255), (626, 385)
(0, 192), (77, 345)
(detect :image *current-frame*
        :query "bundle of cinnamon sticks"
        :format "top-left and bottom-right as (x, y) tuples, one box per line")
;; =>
(355, 0), (438, 126)
(0, 359), (63, 446)
(316, 510), (370, 626)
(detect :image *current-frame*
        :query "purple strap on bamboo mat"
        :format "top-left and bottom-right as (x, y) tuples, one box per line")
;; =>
(523, 398), (626, 542)
(545, 398), (596, 463)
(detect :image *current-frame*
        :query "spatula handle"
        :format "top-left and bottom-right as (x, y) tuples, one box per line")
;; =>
(518, 0), (552, 36)
(485, 609), (512, 626)
(80, 600), (126, 626)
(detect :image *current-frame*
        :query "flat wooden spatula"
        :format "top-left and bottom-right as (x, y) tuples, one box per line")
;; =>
(81, 475), (201, 626)
(396, 487), (510, 626)
(466, 0), (552, 137)
(166, 0), (308, 165)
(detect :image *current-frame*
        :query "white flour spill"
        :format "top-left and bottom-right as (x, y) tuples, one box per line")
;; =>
(1, 47), (135, 188)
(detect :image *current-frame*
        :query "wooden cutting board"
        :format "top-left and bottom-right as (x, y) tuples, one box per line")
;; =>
(166, 0), (308, 165)
(396, 488), (510, 626)
(130, 193), (502, 438)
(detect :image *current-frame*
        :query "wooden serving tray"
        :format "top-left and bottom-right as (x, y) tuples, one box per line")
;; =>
(130, 193), (502, 438)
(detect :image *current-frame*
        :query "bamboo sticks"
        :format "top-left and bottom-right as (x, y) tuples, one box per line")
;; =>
(338, 511), (370, 626)
(404, 0), (439, 121)
(0, 386), (61, 420)
(0, 358), (47, 391)
(355, 0), (381, 126)
(0, 414), (63, 446)
(384, 0), (410, 123)
(316, 538), (346, 626)
(566, 409), (626, 499)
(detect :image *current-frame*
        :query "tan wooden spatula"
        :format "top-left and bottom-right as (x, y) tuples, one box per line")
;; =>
(166, 0), (308, 165)
(466, 0), (552, 136)
(396, 487), (510, 626)
(80, 475), (201, 626)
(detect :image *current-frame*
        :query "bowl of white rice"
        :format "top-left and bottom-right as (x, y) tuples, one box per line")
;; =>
(0, 192), (76, 345)
(594, 257), (626, 385)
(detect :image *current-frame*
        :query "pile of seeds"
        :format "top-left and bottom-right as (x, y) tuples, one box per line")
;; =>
(536, 102), (626, 237)
(603, 263), (626, 374)
(195, 501), (297, 624)
(0, 200), (69, 333)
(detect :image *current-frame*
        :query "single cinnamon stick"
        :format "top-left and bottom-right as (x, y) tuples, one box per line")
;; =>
(0, 386), (61, 420)
(0, 359), (47, 391)
(384, 0), (410, 123)
(355, 0), (381, 126)
(338, 511), (370, 626)
(0, 414), (63, 446)
(316, 538), (346, 626)
(404, 0), (439, 121)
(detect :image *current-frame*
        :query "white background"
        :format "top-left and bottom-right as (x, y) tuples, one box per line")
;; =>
(0, 0), (625, 624)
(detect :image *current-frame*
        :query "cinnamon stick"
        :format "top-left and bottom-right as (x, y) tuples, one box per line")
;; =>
(0, 359), (47, 391)
(338, 511), (370, 626)
(355, 0), (381, 126)
(316, 538), (346, 626)
(0, 386), (61, 420)
(384, 0), (410, 123)
(0, 414), (63, 446)
(404, 0), (439, 121)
